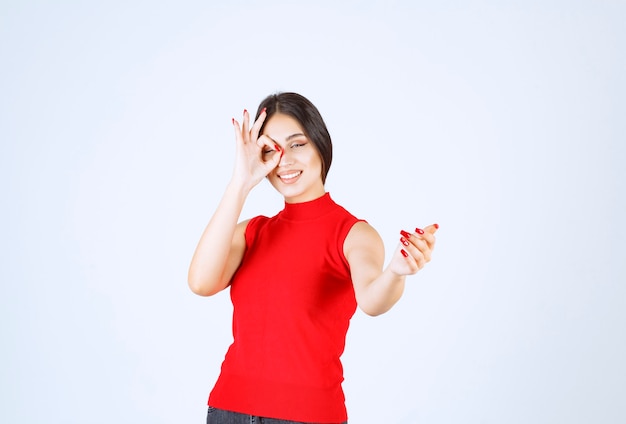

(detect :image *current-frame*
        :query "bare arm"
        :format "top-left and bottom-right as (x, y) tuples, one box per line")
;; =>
(188, 109), (282, 296)
(187, 184), (250, 296)
(345, 222), (438, 316)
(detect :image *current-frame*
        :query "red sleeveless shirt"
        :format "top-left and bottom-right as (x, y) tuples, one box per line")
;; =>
(208, 193), (362, 423)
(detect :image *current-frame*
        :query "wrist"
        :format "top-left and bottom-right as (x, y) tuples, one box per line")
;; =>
(226, 177), (254, 197)
(385, 266), (407, 281)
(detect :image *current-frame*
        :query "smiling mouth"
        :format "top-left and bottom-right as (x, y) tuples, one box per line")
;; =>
(278, 171), (302, 181)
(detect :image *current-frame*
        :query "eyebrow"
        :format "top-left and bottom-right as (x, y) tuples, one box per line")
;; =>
(265, 133), (307, 144)
(286, 133), (306, 141)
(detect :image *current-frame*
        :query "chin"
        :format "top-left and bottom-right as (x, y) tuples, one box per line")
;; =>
(279, 188), (305, 200)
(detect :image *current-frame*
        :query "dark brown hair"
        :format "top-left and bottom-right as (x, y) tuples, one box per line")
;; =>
(255, 92), (332, 184)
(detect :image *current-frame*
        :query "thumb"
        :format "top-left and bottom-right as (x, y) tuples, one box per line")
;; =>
(424, 223), (440, 234)
(264, 144), (283, 173)
(272, 144), (283, 166)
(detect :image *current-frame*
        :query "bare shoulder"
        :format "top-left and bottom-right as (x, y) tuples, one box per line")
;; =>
(236, 218), (251, 231)
(233, 219), (251, 245)
(344, 221), (384, 259)
(221, 219), (252, 286)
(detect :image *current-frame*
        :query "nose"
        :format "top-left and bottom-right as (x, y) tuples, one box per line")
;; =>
(278, 147), (293, 166)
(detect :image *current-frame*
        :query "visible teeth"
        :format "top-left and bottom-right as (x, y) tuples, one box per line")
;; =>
(280, 171), (301, 179)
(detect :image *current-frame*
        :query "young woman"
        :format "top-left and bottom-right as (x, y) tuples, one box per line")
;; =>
(188, 92), (438, 424)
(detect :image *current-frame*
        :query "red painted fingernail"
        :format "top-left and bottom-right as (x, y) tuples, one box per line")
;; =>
(415, 228), (424, 235)
(274, 144), (281, 152)
(244, 109), (248, 114)
(434, 223), (439, 229)
(401, 249), (409, 258)
(400, 230), (411, 239)
(262, 107), (267, 114)
(232, 118), (235, 124)
(400, 237), (409, 246)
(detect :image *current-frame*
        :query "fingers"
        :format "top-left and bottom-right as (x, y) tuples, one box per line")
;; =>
(233, 108), (269, 147)
(229, 107), (279, 185)
(399, 235), (427, 269)
(397, 246), (419, 274)
(257, 135), (282, 171)
(424, 223), (439, 234)
(241, 109), (250, 139)
(398, 224), (439, 270)
(250, 108), (267, 142)
(232, 117), (242, 142)
(414, 224), (438, 250)
(257, 135), (281, 157)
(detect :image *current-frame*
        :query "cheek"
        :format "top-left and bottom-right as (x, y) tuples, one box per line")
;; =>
(312, 155), (323, 172)
(301, 150), (321, 167)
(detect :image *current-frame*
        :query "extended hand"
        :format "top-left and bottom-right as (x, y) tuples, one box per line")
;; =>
(390, 224), (438, 276)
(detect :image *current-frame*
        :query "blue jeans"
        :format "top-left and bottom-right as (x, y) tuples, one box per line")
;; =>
(206, 406), (347, 424)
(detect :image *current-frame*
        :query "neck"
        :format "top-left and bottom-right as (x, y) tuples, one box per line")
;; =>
(280, 192), (336, 221)
(283, 185), (326, 204)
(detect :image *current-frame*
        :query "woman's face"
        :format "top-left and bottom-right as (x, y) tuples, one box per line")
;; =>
(262, 113), (325, 203)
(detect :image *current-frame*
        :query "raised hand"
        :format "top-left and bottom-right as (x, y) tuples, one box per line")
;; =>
(389, 224), (438, 276)
(230, 109), (282, 192)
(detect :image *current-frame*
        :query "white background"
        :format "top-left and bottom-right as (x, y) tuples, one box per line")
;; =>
(1, 1), (624, 423)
